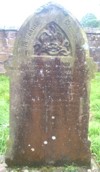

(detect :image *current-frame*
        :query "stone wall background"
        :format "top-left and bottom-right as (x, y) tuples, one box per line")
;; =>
(86, 28), (100, 71)
(0, 29), (17, 73)
(0, 28), (100, 73)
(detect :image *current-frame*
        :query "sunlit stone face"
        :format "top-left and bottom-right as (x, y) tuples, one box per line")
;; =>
(5, 3), (91, 167)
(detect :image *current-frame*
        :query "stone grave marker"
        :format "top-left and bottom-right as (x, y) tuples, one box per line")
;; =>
(5, 3), (91, 167)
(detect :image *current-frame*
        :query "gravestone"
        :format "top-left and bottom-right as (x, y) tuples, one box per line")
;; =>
(5, 3), (91, 167)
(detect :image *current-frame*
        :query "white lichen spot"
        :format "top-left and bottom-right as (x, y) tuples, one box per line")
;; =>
(32, 98), (35, 102)
(28, 144), (31, 147)
(51, 116), (55, 119)
(31, 148), (35, 151)
(43, 141), (48, 145)
(52, 136), (56, 140)
(40, 69), (43, 75)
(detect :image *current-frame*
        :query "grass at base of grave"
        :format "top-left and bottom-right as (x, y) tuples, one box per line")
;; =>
(0, 73), (100, 165)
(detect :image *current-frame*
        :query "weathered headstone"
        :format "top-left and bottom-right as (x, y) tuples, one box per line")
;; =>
(5, 3), (91, 167)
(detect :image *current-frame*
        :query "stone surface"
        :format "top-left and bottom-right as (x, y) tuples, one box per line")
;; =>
(5, 3), (91, 167)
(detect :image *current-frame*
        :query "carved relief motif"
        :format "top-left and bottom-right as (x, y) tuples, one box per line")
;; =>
(34, 21), (72, 56)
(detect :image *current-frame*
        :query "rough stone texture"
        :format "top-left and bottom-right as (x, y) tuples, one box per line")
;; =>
(5, 3), (91, 167)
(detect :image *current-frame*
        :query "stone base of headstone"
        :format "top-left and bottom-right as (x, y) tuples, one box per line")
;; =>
(0, 156), (100, 172)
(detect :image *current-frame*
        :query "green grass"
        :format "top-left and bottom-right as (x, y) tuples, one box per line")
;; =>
(0, 73), (100, 165)
(89, 73), (100, 163)
(0, 75), (9, 154)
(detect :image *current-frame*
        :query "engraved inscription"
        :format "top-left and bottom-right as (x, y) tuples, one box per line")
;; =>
(34, 21), (72, 56)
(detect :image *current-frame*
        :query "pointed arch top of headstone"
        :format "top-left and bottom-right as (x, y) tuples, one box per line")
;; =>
(4, 2), (88, 71)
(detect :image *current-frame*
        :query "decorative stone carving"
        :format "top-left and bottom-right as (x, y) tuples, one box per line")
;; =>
(34, 21), (71, 56)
